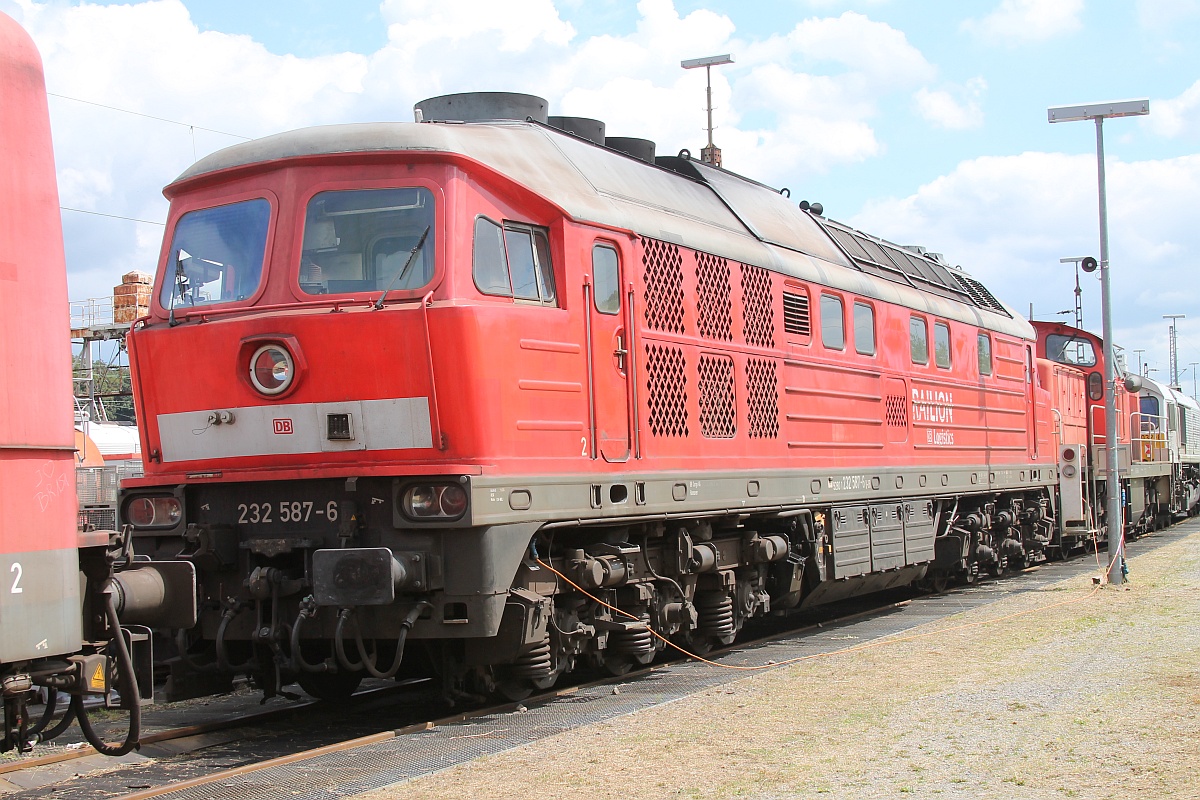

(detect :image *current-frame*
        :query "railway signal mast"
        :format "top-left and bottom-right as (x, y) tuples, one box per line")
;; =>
(681, 54), (733, 167)
(1164, 314), (1185, 389)
(1048, 97), (1150, 587)
(1058, 256), (1089, 329)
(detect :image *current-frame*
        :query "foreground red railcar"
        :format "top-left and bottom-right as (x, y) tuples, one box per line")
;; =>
(123, 93), (1065, 700)
(0, 12), (84, 711)
(0, 11), (193, 754)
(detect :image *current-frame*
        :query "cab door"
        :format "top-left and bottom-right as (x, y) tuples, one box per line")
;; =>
(587, 243), (630, 461)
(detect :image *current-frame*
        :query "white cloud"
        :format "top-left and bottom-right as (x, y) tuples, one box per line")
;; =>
(381, 0), (575, 53)
(1137, 0), (1200, 30)
(961, 0), (1083, 43)
(1148, 79), (1200, 138)
(914, 78), (987, 130)
(5, 0), (940, 306)
(783, 12), (934, 87)
(851, 152), (1200, 361)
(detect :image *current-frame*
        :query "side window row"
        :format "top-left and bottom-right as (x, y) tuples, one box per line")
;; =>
(818, 292), (876, 357)
(911, 314), (995, 376)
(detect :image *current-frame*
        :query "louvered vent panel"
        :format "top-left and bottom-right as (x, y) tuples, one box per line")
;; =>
(695, 252), (732, 341)
(642, 238), (686, 333)
(645, 343), (689, 437)
(783, 291), (811, 336)
(952, 273), (1011, 316)
(885, 394), (908, 427)
(746, 357), (779, 439)
(740, 263), (775, 348)
(698, 354), (736, 439)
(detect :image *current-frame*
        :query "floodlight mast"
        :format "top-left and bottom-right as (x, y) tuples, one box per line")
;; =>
(1048, 97), (1149, 586)
(681, 54), (733, 166)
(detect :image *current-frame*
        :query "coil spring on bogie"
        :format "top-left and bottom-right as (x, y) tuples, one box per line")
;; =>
(509, 635), (553, 680)
(694, 591), (735, 638)
(607, 612), (654, 658)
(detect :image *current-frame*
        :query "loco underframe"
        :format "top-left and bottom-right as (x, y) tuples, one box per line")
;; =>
(132, 469), (1057, 701)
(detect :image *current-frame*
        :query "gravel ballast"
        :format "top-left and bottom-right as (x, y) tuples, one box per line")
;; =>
(355, 523), (1200, 800)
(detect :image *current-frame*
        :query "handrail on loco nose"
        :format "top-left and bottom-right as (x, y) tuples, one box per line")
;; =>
(419, 290), (445, 451)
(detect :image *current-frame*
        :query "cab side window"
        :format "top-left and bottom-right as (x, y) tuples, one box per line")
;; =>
(473, 217), (557, 305)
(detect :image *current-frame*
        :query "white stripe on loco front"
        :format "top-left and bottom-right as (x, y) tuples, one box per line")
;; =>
(157, 398), (433, 462)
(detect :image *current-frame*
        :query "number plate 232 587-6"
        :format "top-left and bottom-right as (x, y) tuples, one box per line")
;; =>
(237, 500), (340, 525)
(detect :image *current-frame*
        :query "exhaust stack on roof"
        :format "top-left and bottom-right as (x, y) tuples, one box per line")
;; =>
(604, 136), (656, 164)
(414, 92), (549, 124)
(547, 116), (606, 145)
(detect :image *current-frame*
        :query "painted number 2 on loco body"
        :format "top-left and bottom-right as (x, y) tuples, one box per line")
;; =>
(10, 562), (23, 594)
(237, 500), (339, 524)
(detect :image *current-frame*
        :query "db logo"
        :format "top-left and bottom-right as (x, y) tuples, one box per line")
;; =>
(273, 418), (294, 435)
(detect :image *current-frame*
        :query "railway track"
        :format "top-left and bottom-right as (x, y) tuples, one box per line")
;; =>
(0, 525), (1182, 800)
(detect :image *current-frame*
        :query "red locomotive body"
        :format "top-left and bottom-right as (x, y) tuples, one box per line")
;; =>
(1027, 319), (1176, 537)
(1032, 319), (1144, 542)
(123, 95), (1063, 699)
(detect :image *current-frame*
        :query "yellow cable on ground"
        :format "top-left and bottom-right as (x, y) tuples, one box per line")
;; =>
(535, 557), (1103, 673)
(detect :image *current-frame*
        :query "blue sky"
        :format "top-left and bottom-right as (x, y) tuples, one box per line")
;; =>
(5, 0), (1200, 383)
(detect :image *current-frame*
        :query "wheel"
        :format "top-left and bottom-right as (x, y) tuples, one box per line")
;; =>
(674, 631), (714, 656)
(296, 670), (364, 701)
(600, 655), (634, 676)
(930, 573), (949, 594)
(493, 679), (533, 702)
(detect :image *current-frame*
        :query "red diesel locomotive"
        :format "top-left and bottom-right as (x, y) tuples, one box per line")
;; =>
(122, 93), (1067, 700)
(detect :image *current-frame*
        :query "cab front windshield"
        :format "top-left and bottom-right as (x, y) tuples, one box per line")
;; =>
(299, 187), (435, 297)
(161, 198), (271, 310)
(1045, 333), (1097, 367)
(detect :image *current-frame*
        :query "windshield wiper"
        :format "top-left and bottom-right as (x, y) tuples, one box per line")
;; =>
(373, 226), (430, 310)
(169, 249), (224, 326)
(169, 249), (191, 327)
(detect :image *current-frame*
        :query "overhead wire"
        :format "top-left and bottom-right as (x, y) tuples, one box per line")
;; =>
(60, 207), (164, 226)
(49, 91), (250, 227)
(46, 92), (251, 141)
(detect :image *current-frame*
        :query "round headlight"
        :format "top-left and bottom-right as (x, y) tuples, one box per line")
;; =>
(439, 484), (468, 517)
(250, 344), (294, 396)
(1063, 464), (1077, 479)
(1062, 447), (1076, 462)
(127, 497), (156, 527)
(406, 486), (438, 517)
(126, 496), (182, 528)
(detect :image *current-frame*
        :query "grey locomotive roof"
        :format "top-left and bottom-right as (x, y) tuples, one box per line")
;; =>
(173, 120), (1034, 340)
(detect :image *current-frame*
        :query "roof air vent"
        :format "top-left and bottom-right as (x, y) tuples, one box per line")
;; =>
(414, 92), (548, 124)
(605, 136), (656, 164)
(548, 116), (606, 145)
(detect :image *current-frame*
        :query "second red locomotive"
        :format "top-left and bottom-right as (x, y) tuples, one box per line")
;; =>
(123, 93), (1067, 700)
